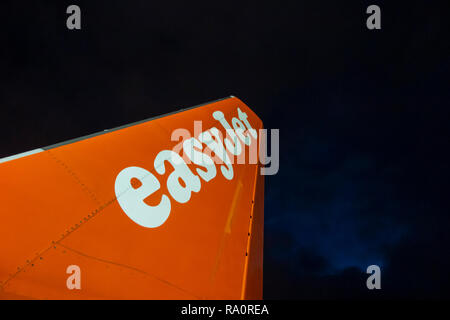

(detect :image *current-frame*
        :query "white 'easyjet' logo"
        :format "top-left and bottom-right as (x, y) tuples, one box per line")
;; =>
(114, 107), (257, 228)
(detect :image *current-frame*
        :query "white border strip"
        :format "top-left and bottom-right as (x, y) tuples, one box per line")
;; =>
(0, 96), (235, 166)
(0, 148), (44, 164)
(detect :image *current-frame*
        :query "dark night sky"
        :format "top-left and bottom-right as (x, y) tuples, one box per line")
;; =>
(1, 1), (449, 299)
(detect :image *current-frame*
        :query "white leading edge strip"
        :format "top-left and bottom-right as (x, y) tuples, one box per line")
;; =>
(0, 148), (45, 164)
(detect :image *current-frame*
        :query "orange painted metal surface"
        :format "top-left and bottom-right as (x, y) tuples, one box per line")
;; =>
(0, 96), (264, 299)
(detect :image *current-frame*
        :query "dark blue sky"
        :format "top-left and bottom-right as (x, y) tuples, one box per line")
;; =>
(1, 0), (449, 299)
